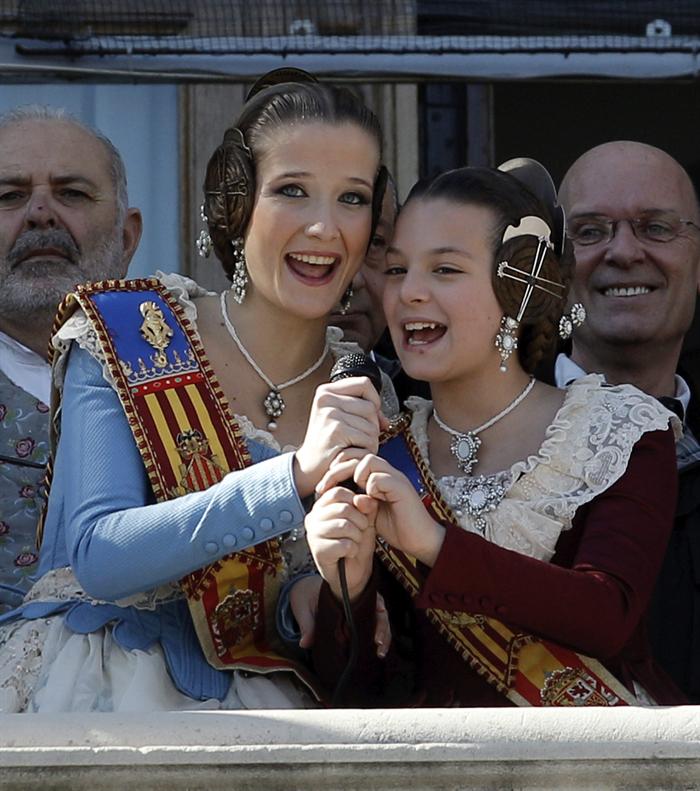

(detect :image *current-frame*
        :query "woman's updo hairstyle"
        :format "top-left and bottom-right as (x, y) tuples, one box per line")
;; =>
(203, 68), (385, 280)
(404, 162), (573, 373)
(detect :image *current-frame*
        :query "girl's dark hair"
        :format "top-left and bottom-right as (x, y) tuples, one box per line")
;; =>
(405, 167), (574, 373)
(203, 72), (384, 279)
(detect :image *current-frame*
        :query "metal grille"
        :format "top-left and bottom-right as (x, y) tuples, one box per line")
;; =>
(3, 1), (700, 81)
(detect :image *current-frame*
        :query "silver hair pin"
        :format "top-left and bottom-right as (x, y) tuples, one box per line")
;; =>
(499, 216), (564, 319)
(496, 256), (566, 311)
(494, 216), (566, 372)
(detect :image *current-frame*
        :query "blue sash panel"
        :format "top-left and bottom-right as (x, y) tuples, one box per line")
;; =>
(91, 290), (200, 387)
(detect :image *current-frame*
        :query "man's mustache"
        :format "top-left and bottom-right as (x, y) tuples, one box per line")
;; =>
(7, 229), (80, 268)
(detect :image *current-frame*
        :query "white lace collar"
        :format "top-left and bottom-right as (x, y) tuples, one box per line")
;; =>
(404, 375), (679, 561)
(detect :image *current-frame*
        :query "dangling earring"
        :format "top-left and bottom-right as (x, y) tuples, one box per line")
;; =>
(339, 284), (353, 315)
(558, 303), (586, 340)
(495, 315), (519, 373)
(196, 203), (213, 258)
(231, 238), (248, 304)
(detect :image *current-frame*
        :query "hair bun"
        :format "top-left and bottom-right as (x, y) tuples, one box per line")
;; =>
(204, 127), (253, 239)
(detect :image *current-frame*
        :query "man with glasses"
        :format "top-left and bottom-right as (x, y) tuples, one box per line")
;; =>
(557, 140), (700, 702)
(0, 107), (142, 613)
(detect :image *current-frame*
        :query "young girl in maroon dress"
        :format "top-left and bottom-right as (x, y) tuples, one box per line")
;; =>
(304, 162), (686, 707)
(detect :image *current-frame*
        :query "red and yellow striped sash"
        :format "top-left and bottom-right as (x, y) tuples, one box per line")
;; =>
(51, 278), (318, 695)
(377, 417), (636, 707)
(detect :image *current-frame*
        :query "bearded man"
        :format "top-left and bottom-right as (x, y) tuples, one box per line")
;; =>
(0, 107), (142, 609)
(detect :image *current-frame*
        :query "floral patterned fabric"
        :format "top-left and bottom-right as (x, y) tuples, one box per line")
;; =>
(0, 368), (48, 611)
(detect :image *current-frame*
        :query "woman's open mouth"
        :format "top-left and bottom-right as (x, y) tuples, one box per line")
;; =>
(286, 252), (340, 285)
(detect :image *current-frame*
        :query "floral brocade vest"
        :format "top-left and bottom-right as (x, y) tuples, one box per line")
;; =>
(0, 368), (48, 611)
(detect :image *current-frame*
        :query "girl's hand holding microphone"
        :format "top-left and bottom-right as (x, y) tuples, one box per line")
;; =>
(305, 484), (376, 603)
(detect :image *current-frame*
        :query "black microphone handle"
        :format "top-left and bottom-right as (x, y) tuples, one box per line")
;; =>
(327, 352), (381, 705)
(329, 352), (382, 494)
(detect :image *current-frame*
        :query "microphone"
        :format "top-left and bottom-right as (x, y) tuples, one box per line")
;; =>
(329, 353), (382, 498)
(327, 352), (382, 705)
(329, 352), (382, 395)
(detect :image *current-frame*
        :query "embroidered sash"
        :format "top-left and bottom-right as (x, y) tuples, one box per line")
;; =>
(50, 278), (318, 695)
(377, 415), (637, 707)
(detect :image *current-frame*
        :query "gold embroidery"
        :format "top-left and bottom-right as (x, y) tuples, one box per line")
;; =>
(171, 429), (226, 496)
(540, 666), (621, 706)
(139, 300), (173, 368)
(434, 609), (487, 628)
(212, 588), (261, 655)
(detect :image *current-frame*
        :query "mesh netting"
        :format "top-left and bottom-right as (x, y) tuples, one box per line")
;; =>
(5, 1), (700, 55)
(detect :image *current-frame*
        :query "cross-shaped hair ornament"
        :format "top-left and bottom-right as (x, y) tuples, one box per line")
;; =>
(205, 179), (249, 202)
(203, 178), (250, 232)
(497, 215), (565, 321)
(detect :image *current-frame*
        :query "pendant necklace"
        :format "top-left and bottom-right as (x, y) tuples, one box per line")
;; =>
(432, 376), (536, 475)
(220, 291), (329, 430)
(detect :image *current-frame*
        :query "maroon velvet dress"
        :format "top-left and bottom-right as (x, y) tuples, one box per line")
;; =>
(312, 380), (687, 707)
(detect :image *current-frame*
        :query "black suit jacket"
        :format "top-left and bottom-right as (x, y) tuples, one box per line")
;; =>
(648, 360), (700, 702)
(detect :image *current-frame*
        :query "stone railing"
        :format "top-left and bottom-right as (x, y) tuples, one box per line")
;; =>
(2, 706), (700, 790)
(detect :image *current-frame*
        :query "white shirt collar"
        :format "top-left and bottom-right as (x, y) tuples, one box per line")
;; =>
(0, 329), (50, 404)
(674, 373), (692, 415)
(554, 353), (587, 388)
(554, 352), (690, 416)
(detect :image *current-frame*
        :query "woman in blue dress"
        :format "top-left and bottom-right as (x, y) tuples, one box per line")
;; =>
(0, 71), (394, 712)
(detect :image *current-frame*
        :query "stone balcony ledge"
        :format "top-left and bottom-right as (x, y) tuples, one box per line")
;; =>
(1, 706), (700, 790)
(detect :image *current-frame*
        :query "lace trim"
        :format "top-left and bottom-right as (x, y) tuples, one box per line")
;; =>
(21, 566), (182, 610)
(406, 375), (678, 562)
(0, 569), (88, 711)
(52, 310), (106, 390)
(154, 270), (213, 322)
(0, 618), (47, 712)
(23, 566), (87, 603)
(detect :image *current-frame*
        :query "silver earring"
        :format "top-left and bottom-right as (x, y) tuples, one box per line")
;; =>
(231, 238), (248, 304)
(196, 204), (213, 258)
(558, 303), (586, 340)
(495, 315), (519, 373)
(339, 285), (353, 315)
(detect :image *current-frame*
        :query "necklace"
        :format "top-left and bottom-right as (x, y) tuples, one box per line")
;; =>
(432, 376), (536, 475)
(455, 473), (510, 534)
(219, 291), (329, 431)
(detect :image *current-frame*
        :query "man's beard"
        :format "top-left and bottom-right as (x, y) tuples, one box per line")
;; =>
(0, 227), (127, 320)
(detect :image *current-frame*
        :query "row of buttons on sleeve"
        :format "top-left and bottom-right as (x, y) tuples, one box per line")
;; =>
(203, 509), (296, 555)
(429, 592), (508, 617)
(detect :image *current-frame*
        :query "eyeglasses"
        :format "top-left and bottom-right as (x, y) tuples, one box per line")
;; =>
(568, 211), (700, 247)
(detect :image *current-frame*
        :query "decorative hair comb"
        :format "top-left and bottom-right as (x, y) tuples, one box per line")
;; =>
(497, 157), (566, 257)
(245, 67), (319, 102)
